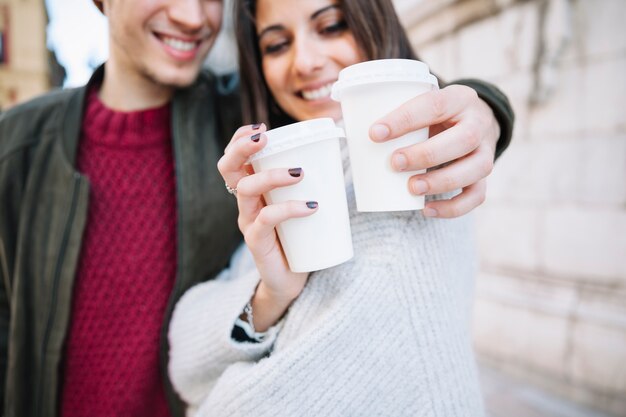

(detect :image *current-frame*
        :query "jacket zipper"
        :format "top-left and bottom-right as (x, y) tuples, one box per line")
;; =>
(37, 174), (82, 416)
(160, 103), (185, 415)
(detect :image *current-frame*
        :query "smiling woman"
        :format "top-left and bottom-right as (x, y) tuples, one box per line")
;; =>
(166, 0), (508, 416)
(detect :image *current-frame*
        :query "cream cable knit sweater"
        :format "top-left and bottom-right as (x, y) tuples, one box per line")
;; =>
(168, 150), (485, 417)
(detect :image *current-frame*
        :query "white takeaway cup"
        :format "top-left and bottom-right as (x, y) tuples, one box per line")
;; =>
(248, 118), (353, 273)
(331, 59), (439, 212)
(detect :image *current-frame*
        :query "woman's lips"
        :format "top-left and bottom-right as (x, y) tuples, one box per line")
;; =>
(300, 82), (335, 101)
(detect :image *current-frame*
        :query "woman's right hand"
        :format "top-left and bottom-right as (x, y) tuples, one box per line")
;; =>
(217, 124), (318, 331)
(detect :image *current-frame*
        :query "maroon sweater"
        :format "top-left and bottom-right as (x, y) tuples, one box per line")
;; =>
(61, 88), (176, 417)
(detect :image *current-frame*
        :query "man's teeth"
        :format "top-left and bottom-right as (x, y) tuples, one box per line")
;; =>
(162, 37), (196, 52)
(302, 83), (333, 100)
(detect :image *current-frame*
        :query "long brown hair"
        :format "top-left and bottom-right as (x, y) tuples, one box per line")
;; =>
(234, 0), (417, 127)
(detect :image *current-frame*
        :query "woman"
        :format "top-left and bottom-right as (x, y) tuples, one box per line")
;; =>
(168, 0), (512, 415)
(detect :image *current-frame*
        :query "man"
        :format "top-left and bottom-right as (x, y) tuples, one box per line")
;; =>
(0, 1), (241, 416)
(0, 0), (513, 416)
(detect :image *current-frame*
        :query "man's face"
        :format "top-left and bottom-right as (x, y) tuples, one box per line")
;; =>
(101, 0), (223, 88)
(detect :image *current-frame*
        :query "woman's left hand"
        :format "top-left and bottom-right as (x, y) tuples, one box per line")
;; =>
(368, 84), (500, 218)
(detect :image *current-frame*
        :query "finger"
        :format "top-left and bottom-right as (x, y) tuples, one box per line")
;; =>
(245, 200), (319, 251)
(369, 85), (478, 142)
(218, 132), (267, 190)
(390, 117), (483, 172)
(407, 146), (494, 196)
(423, 179), (487, 219)
(224, 123), (265, 154)
(236, 168), (305, 227)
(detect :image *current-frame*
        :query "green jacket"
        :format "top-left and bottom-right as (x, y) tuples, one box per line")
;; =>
(0, 67), (243, 417)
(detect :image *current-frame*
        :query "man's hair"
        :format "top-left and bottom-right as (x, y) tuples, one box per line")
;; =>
(234, 0), (417, 127)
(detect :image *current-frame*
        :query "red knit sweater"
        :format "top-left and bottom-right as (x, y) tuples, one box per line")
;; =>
(61, 88), (176, 417)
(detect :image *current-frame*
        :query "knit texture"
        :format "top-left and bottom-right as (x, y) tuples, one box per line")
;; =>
(169, 144), (485, 417)
(61, 88), (176, 417)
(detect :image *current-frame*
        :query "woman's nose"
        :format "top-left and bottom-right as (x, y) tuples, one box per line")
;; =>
(291, 37), (324, 77)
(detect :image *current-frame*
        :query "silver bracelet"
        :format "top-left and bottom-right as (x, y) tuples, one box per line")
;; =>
(243, 301), (256, 333)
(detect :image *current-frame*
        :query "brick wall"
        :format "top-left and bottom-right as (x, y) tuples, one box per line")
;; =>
(397, 0), (626, 415)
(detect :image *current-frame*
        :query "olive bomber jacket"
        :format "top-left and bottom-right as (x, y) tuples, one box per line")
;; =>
(0, 66), (243, 417)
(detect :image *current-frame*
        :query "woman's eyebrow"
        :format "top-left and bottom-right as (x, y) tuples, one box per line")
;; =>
(257, 5), (340, 39)
(258, 24), (285, 39)
(311, 5), (340, 20)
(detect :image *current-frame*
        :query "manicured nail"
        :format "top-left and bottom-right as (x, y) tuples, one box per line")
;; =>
(306, 201), (318, 209)
(370, 124), (390, 142)
(288, 168), (302, 177)
(251, 133), (261, 142)
(392, 153), (408, 171)
(411, 180), (428, 195)
(423, 207), (438, 217)
(252, 123), (262, 129)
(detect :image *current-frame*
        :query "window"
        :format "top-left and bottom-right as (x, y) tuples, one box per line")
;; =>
(0, 6), (8, 65)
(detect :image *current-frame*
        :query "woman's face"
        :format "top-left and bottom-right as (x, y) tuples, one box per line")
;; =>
(255, 0), (366, 122)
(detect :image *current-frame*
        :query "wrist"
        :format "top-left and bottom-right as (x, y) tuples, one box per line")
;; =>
(249, 281), (299, 332)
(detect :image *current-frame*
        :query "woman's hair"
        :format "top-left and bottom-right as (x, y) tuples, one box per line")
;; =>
(234, 0), (418, 127)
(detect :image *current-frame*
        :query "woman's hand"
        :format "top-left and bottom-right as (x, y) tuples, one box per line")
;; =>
(218, 124), (317, 331)
(369, 84), (500, 218)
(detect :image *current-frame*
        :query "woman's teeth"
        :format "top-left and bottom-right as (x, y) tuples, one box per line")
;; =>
(162, 37), (196, 52)
(302, 83), (333, 100)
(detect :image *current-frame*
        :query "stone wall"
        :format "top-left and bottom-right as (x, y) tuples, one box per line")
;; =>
(0, 0), (49, 110)
(396, 0), (626, 415)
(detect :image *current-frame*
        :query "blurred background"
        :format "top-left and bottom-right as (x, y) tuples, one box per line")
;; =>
(0, 0), (624, 416)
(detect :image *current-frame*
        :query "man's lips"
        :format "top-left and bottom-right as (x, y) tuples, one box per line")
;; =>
(153, 32), (212, 60)
(161, 36), (198, 52)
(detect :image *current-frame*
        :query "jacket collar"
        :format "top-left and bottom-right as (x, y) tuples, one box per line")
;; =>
(59, 64), (213, 168)
(60, 65), (104, 168)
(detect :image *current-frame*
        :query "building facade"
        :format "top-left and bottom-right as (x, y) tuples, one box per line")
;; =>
(0, 0), (49, 110)
(395, 0), (625, 415)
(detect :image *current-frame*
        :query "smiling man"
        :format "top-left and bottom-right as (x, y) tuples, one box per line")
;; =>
(0, 1), (243, 416)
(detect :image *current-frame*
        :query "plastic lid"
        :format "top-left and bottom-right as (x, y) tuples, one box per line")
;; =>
(331, 59), (439, 101)
(248, 118), (345, 163)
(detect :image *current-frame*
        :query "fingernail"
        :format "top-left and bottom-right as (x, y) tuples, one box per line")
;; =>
(423, 207), (438, 217)
(370, 124), (390, 142)
(392, 153), (408, 171)
(251, 133), (261, 142)
(306, 201), (318, 209)
(252, 123), (262, 130)
(288, 168), (302, 177)
(411, 180), (428, 195)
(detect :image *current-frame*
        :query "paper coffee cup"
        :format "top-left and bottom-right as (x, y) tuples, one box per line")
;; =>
(331, 59), (439, 212)
(248, 118), (353, 273)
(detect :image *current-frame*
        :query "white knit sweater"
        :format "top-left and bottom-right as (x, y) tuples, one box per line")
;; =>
(168, 149), (485, 417)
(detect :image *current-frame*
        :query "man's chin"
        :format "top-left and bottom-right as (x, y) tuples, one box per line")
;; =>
(149, 67), (202, 89)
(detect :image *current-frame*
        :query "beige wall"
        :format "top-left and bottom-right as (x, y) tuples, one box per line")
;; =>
(396, 0), (626, 415)
(0, 0), (49, 110)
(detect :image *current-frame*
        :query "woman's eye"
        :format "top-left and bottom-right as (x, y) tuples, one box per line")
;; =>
(263, 41), (289, 55)
(320, 20), (347, 35)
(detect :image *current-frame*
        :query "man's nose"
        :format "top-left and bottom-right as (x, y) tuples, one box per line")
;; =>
(168, 0), (206, 32)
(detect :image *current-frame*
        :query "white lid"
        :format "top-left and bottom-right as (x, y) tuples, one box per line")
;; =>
(331, 59), (439, 101)
(248, 118), (345, 163)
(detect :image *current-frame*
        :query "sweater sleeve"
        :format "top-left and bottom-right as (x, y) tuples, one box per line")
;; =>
(167, 244), (281, 409)
(449, 78), (515, 160)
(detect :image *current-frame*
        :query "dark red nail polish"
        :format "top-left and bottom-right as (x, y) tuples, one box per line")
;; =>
(251, 133), (261, 142)
(252, 123), (262, 129)
(288, 168), (302, 177)
(306, 201), (318, 209)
